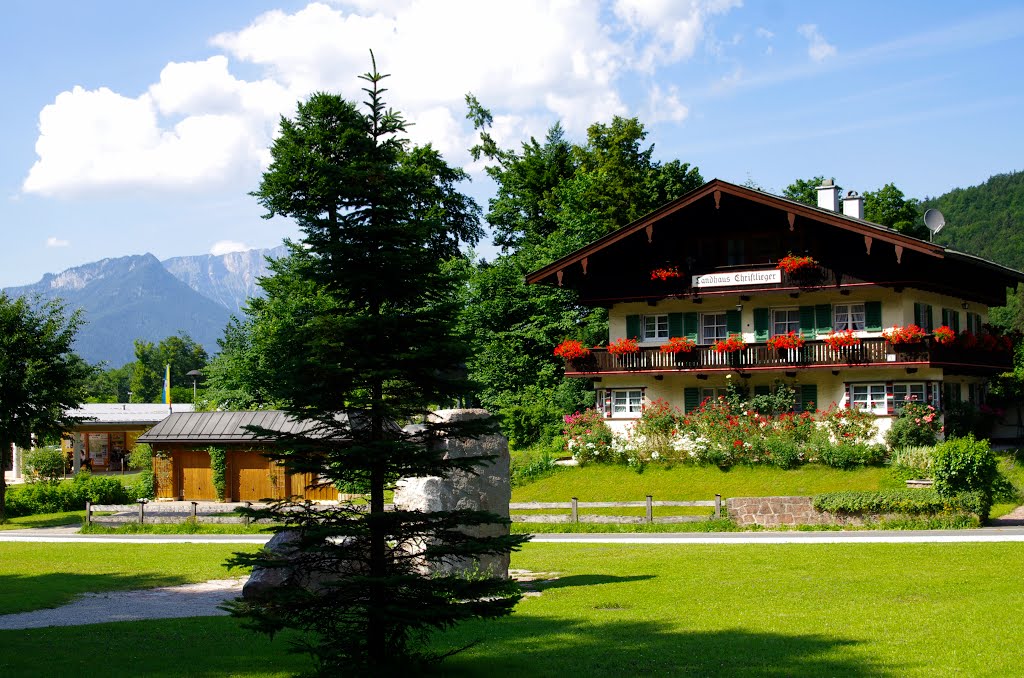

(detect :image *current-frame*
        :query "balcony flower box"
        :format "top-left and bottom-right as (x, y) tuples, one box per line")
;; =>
(554, 339), (591, 360)
(661, 336), (698, 366)
(882, 324), (927, 345)
(824, 329), (860, 349)
(650, 266), (681, 281)
(932, 325), (955, 345)
(712, 335), (746, 353)
(766, 331), (805, 351)
(777, 254), (818, 274)
(608, 337), (640, 355)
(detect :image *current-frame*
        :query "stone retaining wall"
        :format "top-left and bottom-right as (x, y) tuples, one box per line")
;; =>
(727, 496), (884, 527)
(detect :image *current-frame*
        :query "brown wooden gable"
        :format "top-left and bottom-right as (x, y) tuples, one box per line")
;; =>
(525, 179), (1024, 306)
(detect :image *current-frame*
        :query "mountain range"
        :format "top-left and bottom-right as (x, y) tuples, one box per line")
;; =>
(3, 245), (286, 367)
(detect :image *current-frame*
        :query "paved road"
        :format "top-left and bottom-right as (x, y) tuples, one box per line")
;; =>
(4, 525), (1024, 545)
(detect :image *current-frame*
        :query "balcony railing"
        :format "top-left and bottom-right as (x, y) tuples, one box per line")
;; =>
(564, 338), (1012, 374)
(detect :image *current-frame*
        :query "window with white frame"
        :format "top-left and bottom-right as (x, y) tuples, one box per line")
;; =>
(834, 303), (866, 331)
(851, 384), (887, 415)
(701, 313), (728, 344)
(892, 383), (926, 410)
(596, 388), (645, 417)
(643, 314), (669, 341)
(612, 389), (643, 416)
(772, 308), (800, 336)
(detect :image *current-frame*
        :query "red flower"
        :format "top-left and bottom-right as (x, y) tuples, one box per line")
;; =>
(766, 331), (805, 350)
(777, 253), (818, 274)
(824, 329), (860, 348)
(554, 339), (591, 360)
(712, 334), (746, 353)
(883, 324), (927, 344)
(608, 337), (640, 355)
(650, 266), (681, 281)
(660, 336), (697, 353)
(932, 325), (955, 344)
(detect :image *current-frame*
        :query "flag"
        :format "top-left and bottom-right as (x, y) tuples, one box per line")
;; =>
(163, 364), (171, 406)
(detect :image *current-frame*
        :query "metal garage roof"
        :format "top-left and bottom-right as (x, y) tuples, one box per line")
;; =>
(136, 410), (348, 444)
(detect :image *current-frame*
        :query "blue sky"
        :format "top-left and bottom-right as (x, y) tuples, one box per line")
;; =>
(2, 0), (1022, 287)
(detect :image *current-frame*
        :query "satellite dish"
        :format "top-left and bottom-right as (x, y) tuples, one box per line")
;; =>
(923, 209), (945, 241)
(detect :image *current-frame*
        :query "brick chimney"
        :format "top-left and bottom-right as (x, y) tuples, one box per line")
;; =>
(816, 179), (838, 212)
(842, 190), (864, 219)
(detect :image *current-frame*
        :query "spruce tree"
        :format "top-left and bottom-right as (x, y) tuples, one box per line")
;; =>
(226, 57), (527, 672)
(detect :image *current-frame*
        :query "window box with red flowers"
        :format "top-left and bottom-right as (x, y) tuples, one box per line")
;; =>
(776, 253), (818, 274)
(608, 336), (641, 369)
(932, 325), (955, 345)
(766, 331), (805, 363)
(554, 339), (596, 371)
(824, 329), (862, 361)
(883, 324), (927, 349)
(712, 334), (746, 367)
(660, 336), (698, 366)
(650, 266), (681, 281)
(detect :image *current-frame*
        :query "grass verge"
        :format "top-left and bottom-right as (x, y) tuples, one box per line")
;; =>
(79, 522), (274, 535)
(0, 511), (84, 530)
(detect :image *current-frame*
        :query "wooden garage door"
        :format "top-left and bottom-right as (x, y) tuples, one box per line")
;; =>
(177, 451), (215, 500)
(288, 472), (339, 501)
(231, 452), (277, 502)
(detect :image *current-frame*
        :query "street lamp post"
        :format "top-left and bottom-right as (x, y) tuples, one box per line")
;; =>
(186, 370), (202, 406)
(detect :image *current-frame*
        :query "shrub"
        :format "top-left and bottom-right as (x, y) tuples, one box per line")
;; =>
(21, 447), (67, 483)
(494, 383), (589, 449)
(510, 440), (563, 488)
(932, 435), (998, 519)
(763, 435), (802, 469)
(814, 489), (983, 516)
(128, 443), (154, 471)
(208, 447), (227, 500)
(3, 472), (138, 517)
(133, 470), (156, 499)
(820, 405), (877, 445)
(563, 410), (614, 465)
(885, 399), (941, 448)
(889, 446), (934, 474)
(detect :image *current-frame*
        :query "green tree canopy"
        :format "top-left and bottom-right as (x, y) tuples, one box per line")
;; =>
(0, 294), (91, 519)
(128, 333), (208, 403)
(864, 183), (926, 238)
(782, 176), (842, 207)
(225, 62), (526, 671)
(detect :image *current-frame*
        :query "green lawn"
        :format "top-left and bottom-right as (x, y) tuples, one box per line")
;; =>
(0, 542), (1022, 677)
(0, 543), (259, 615)
(512, 463), (889, 502)
(0, 511), (84, 530)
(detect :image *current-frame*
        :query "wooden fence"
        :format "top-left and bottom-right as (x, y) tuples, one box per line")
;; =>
(86, 500), (268, 526)
(509, 495), (721, 524)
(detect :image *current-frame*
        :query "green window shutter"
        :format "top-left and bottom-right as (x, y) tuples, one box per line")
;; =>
(799, 384), (818, 413)
(683, 312), (699, 341)
(950, 310), (960, 333)
(941, 308), (951, 327)
(864, 301), (882, 331)
(753, 308), (770, 342)
(914, 302), (922, 326)
(668, 313), (683, 337)
(754, 385), (770, 396)
(726, 310), (741, 334)
(626, 314), (641, 340)
(684, 387), (700, 413)
(799, 306), (816, 339)
(815, 304), (832, 334)
(925, 305), (934, 331)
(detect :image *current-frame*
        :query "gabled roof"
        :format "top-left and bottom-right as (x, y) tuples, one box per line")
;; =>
(137, 410), (347, 444)
(525, 178), (1024, 287)
(69, 403), (194, 426)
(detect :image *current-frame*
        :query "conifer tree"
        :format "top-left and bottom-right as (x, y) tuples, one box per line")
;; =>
(226, 57), (527, 672)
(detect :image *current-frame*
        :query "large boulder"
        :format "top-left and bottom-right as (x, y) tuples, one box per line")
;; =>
(394, 409), (512, 578)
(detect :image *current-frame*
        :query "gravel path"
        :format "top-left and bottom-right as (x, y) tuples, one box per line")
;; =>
(0, 577), (247, 630)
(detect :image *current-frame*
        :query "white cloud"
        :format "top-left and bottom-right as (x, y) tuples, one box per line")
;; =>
(24, 1), (744, 197)
(755, 27), (774, 40)
(210, 240), (251, 256)
(645, 84), (689, 123)
(46, 236), (70, 248)
(798, 24), (837, 62)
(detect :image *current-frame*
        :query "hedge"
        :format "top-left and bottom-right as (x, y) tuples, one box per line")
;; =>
(813, 489), (985, 517)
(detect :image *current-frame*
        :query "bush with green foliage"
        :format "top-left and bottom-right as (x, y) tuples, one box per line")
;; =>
(208, 447), (226, 500)
(885, 399), (941, 448)
(495, 383), (589, 449)
(563, 410), (615, 465)
(814, 489), (984, 517)
(510, 440), (564, 488)
(135, 470), (155, 499)
(932, 435), (998, 519)
(817, 443), (887, 470)
(20, 447), (67, 483)
(4, 471), (140, 517)
(128, 443), (153, 471)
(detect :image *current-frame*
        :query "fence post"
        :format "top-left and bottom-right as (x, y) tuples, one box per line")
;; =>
(191, 501), (198, 521)
(137, 498), (147, 524)
(646, 495), (653, 523)
(715, 494), (722, 520)
(244, 501), (252, 527)
(85, 500), (92, 526)
(571, 497), (578, 523)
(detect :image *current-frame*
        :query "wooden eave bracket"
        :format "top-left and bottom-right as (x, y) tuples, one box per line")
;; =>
(787, 212), (795, 231)
(556, 270), (563, 286)
(894, 245), (903, 264)
(645, 224), (654, 243)
(714, 190), (722, 209)
(864, 236), (872, 255)
(581, 257), (588, 275)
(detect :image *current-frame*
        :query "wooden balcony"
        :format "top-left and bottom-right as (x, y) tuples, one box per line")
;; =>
(564, 338), (1013, 376)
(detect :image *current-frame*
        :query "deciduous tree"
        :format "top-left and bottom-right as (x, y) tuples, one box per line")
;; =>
(0, 294), (90, 520)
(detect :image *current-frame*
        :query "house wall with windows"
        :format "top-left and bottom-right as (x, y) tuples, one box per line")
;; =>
(529, 179), (1019, 443)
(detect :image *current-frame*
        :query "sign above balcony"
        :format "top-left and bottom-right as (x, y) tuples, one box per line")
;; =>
(692, 270), (782, 289)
